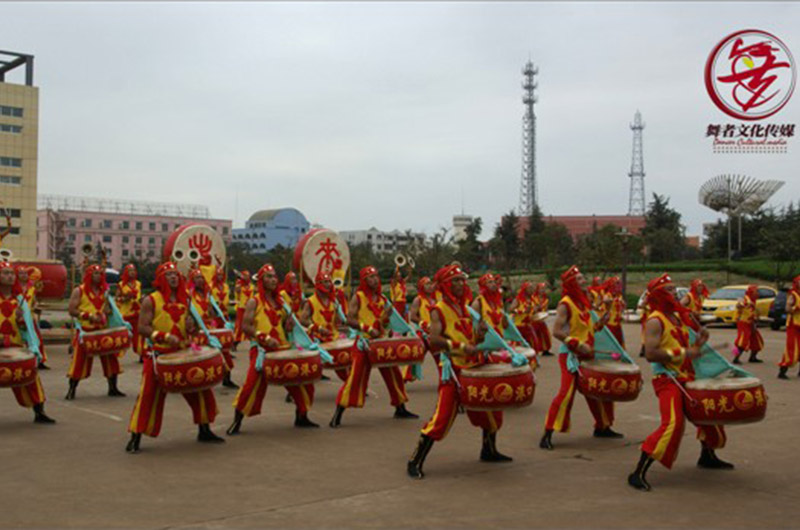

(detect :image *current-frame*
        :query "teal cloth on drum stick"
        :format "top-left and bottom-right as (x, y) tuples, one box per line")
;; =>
(18, 296), (42, 361)
(282, 303), (334, 365)
(502, 311), (531, 348)
(210, 296), (234, 331)
(189, 302), (223, 351)
(650, 328), (750, 380)
(106, 293), (132, 334)
(335, 302), (357, 339)
(564, 310), (632, 374)
(466, 306), (527, 367)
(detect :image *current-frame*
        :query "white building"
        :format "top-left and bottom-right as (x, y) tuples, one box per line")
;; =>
(340, 227), (426, 254)
(452, 214), (474, 242)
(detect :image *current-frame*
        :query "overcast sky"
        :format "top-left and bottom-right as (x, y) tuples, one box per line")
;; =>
(3, 2), (799, 239)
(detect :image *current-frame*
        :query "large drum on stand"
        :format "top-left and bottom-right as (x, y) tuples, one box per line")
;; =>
(458, 363), (535, 411)
(684, 375), (767, 425)
(154, 346), (225, 393)
(577, 359), (643, 402)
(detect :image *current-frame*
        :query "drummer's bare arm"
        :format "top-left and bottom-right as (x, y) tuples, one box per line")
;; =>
(138, 297), (154, 338)
(786, 295), (795, 314)
(409, 297), (422, 325)
(67, 287), (82, 319)
(553, 303), (593, 357)
(346, 295), (360, 331)
(242, 299), (257, 339)
(679, 294), (691, 307)
(644, 318), (702, 364)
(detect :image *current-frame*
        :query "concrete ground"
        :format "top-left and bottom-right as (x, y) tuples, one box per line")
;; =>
(2, 322), (799, 529)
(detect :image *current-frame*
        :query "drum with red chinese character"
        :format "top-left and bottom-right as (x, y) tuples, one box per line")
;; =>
(163, 223), (226, 281)
(263, 349), (323, 386)
(0, 347), (37, 388)
(684, 376), (767, 426)
(154, 346), (225, 393)
(458, 363), (535, 411)
(367, 336), (426, 368)
(293, 228), (351, 289)
(319, 338), (355, 370)
(577, 360), (643, 402)
(209, 328), (234, 350)
(80, 326), (131, 356)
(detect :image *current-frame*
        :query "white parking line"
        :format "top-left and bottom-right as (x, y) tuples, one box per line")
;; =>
(55, 402), (124, 422)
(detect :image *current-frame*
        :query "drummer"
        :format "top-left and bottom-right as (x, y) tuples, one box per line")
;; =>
(65, 264), (125, 400)
(407, 264), (512, 479)
(603, 277), (626, 348)
(390, 260), (411, 318)
(227, 263), (320, 434)
(0, 262), (55, 423)
(280, 271), (303, 314)
(188, 269), (238, 389)
(299, 270), (348, 382)
(731, 285), (764, 365)
(16, 266), (49, 369)
(233, 270), (254, 349)
(329, 266), (418, 428)
(116, 264), (144, 359)
(472, 273), (507, 337)
(532, 283), (553, 356)
(509, 282), (536, 349)
(628, 274), (733, 491)
(126, 262), (225, 453)
(779, 274), (800, 379)
(680, 278), (708, 331)
(210, 265), (231, 322)
(539, 265), (620, 451)
(404, 276), (437, 382)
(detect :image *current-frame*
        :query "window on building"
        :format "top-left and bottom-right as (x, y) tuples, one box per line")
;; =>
(68, 218), (76, 227)
(81, 218), (92, 228)
(84, 234), (91, 242)
(136, 249), (142, 257)
(122, 236), (129, 243)
(0, 156), (22, 168)
(120, 220), (130, 230)
(149, 222), (156, 231)
(174, 224), (180, 230)
(161, 223), (168, 232)
(222, 227), (229, 235)
(104, 247), (112, 256)
(135, 221), (142, 230)
(0, 123), (22, 134)
(102, 235), (112, 243)
(8, 227), (19, 235)
(0, 106), (23, 118)
(122, 249), (129, 257)
(148, 237), (155, 244)
(147, 250), (154, 258)
(3, 208), (21, 218)
(68, 234), (76, 242)
(0, 175), (21, 186)
(102, 219), (112, 229)
(135, 237), (142, 244)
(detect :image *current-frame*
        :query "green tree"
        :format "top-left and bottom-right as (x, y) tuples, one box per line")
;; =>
(642, 193), (688, 262)
(454, 217), (484, 272)
(490, 210), (521, 272)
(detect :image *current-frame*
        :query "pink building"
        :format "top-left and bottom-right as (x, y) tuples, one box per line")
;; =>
(36, 195), (231, 270)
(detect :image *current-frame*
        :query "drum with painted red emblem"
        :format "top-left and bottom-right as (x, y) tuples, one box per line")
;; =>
(0, 347), (37, 388)
(263, 349), (323, 386)
(80, 326), (131, 356)
(154, 346), (225, 393)
(366, 336), (426, 368)
(684, 376), (767, 425)
(577, 359), (643, 402)
(458, 363), (535, 411)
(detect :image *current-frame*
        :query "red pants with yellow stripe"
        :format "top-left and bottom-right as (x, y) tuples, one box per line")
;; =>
(780, 325), (800, 368)
(421, 367), (502, 441)
(641, 377), (726, 469)
(67, 335), (122, 380)
(8, 375), (46, 408)
(123, 314), (145, 355)
(233, 308), (246, 343)
(128, 353), (218, 437)
(531, 320), (552, 352)
(335, 348), (408, 408)
(233, 347), (314, 416)
(735, 321), (763, 353)
(544, 354), (614, 432)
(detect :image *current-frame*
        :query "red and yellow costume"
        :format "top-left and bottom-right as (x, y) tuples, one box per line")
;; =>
(390, 269), (408, 317)
(334, 267), (408, 410)
(543, 266), (614, 434)
(117, 264), (144, 356)
(733, 285), (763, 359)
(233, 271), (254, 343)
(279, 271), (303, 314)
(67, 265), (123, 381)
(17, 267), (47, 365)
(511, 282), (537, 348)
(189, 269), (235, 376)
(603, 277), (625, 348)
(232, 265), (315, 418)
(682, 279), (708, 331)
(0, 263), (46, 409)
(476, 273), (506, 337)
(128, 263), (218, 437)
(531, 283), (552, 353)
(210, 266), (231, 324)
(780, 275), (800, 372)
(639, 274), (725, 470)
(306, 271), (348, 382)
(403, 277), (437, 383)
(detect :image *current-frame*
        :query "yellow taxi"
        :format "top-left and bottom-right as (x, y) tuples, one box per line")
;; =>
(702, 285), (777, 324)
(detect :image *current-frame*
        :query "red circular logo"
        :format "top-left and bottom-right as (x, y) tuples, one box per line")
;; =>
(705, 29), (796, 121)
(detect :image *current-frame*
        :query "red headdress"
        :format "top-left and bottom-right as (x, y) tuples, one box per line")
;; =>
(358, 266), (381, 298)
(417, 276), (435, 302)
(745, 284), (758, 303)
(516, 281), (533, 303)
(188, 268), (208, 296)
(212, 265), (226, 289)
(236, 270), (251, 288)
(690, 279), (709, 299)
(646, 273), (689, 317)
(82, 264), (108, 295)
(315, 270), (333, 298)
(153, 262), (187, 304)
(120, 264), (137, 285)
(281, 271), (301, 301)
(604, 276), (622, 296)
(433, 264), (467, 307)
(255, 264), (277, 303)
(561, 265), (591, 310)
(479, 273), (502, 307)
(0, 261), (23, 297)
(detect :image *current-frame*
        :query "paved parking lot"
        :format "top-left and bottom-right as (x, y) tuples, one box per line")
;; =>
(2, 322), (799, 529)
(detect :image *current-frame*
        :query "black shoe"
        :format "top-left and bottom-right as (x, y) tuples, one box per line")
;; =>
(733, 357), (742, 365)
(407, 434), (434, 479)
(778, 367), (789, 380)
(33, 404), (55, 424)
(38, 363), (50, 370)
(748, 354), (763, 363)
(329, 406), (345, 428)
(138, 356), (143, 364)
(480, 431), (513, 462)
(226, 411), (244, 436)
(285, 393), (293, 404)
(107, 376), (126, 397)
(539, 430), (554, 450)
(64, 379), (78, 401)
(295, 412), (320, 428)
(320, 374), (331, 381)
(222, 374), (239, 389)
(542, 351), (553, 357)
(394, 404), (419, 419)
(628, 451), (654, 491)
(594, 427), (624, 439)
(697, 448), (734, 470)
(198, 424), (226, 444)
(125, 433), (142, 454)
(639, 346), (645, 358)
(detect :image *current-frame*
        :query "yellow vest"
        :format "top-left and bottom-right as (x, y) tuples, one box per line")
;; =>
(478, 294), (506, 335)
(308, 293), (337, 340)
(607, 295), (624, 327)
(560, 295), (594, 346)
(789, 291), (800, 327)
(236, 284), (254, 309)
(253, 294), (289, 348)
(735, 298), (757, 324)
(434, 301), (479, 369)
(150, 291), (188, 351)
(649, 310), (693, 380)
(356, 290), (387, 339)
(512, 296), (532, 327)
(117, 280), (141, 317)
(78, 285), (107, 332)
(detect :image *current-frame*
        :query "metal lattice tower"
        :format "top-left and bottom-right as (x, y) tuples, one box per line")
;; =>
(628, 110), (646, 216)
(519, 60), (538, 216)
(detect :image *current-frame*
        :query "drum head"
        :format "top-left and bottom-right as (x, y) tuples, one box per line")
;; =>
(0, 347), (33, 361)
(513, 346), (536, 357)
(157, 346), (220, 364)
(294, 228), (350, 285)
(532, 312), (549, 321)
(321, 338), (355, 350)
(686, 376), (762, 391)
(461, 363), (531, 378)
(268, 349), (320, 361)
(581, 359), (641, 374)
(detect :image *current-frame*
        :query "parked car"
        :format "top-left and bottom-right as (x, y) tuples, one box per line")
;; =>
(701, 285), (777, 324)
(769, 288), (789, 330)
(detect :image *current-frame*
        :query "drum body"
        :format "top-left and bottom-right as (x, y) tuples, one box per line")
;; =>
(578, 359), (643, 402)
(80, 326), (131, 356)
(209, 328), (234, 350)
(458, 364), (535, 411)
(367, 336), (426, 368)
(684, 376), (767, 425)
(155, 346), (225, 393)
(319, 338), (355, 370)
(263, 349), (322, 386)
(0, 348), (37, 388)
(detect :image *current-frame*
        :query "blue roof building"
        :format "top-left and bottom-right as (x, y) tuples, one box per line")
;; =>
(232, 207), (309, 251)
